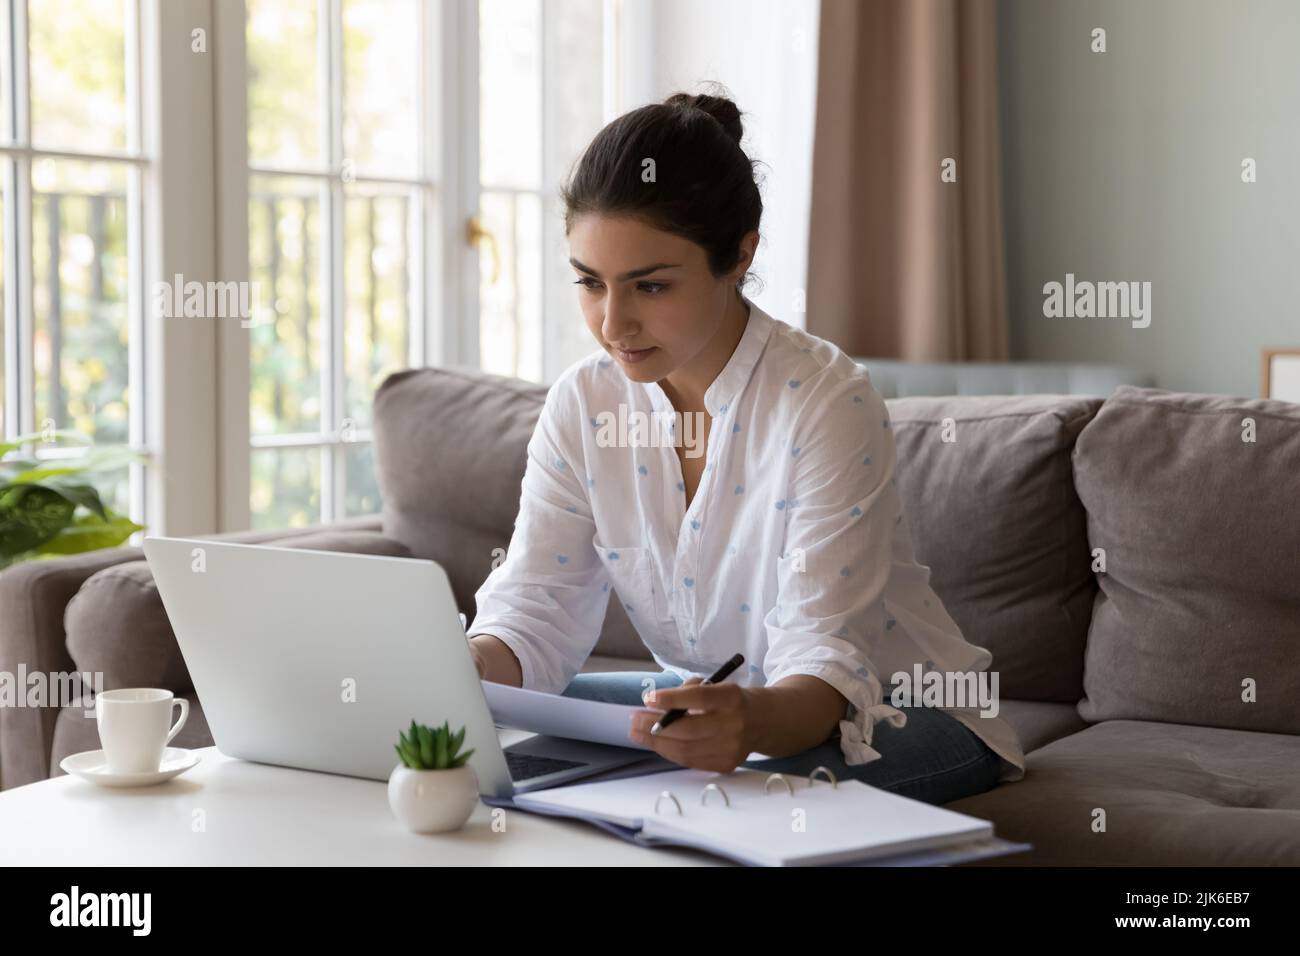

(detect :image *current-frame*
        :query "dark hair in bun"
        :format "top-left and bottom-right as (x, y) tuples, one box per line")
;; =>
(560, 82), (764, 292)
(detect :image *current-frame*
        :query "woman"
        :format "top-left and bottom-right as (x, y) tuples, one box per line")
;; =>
(467, 90), (1025, 805)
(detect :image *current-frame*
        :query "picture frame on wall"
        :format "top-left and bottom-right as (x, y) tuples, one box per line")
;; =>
(1262, 348), (1300, 403)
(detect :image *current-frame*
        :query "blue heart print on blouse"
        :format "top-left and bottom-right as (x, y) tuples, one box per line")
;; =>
(852, 395), (863, 404)
(788, 380), (801, 389)
(637, 464), (648, 476)
(556, 554), (569, 564)
(835, 625), (849, 637)
(554, 457), (566, 469)
(849, 505), (862, 517)
(739, 603), (750, 613)
(886, 616), (897, 631)
(791, 446), (801, 457)
(587, 477), (595, 488)
(683, 577), (694, 588)
(720, 403), (729, 413)
(677, 480), (685, 491)
(862, 456), (872, 466)
(608, 551), (619, 560)
(840, 566), (851, 577)
(690, 519), (700, 530)
(732, 422), (741, 433)
(775, 499), (786, 510)
(734, 484), (744, 495)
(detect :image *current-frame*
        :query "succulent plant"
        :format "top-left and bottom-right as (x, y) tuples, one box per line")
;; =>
(395, 719), (475, 771)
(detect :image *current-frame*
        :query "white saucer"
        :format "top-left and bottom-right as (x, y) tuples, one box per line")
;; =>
(60, 747), (201, 787)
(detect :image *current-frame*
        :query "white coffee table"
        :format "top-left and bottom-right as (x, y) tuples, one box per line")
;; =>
(0, 730), (715, 866)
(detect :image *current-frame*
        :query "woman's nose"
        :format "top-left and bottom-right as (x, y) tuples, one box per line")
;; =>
(602, 303), (640, 344)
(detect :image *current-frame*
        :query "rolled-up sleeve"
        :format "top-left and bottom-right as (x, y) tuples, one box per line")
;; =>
(761, 376), (907, 766)
(468, 381), (611, 694)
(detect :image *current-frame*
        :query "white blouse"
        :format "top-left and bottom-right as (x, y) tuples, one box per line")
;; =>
(470, 294), (1025, 782)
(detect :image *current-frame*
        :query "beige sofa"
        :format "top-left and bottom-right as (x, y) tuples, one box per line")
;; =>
(2, 366), (1297, 866)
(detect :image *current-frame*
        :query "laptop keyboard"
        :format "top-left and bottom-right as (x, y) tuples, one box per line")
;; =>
(505, 750), (587, 781)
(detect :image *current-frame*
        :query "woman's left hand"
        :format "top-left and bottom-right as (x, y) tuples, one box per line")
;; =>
(628, 678), (758, 773)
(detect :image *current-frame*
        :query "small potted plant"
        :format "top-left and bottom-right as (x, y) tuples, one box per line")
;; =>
(388, 719), (479, 833)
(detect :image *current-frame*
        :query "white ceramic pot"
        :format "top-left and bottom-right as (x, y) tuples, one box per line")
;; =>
(387, 764), (480, 833)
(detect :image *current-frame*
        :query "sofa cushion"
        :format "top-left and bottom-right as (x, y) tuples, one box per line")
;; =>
(373, 366), (649, 660)
(995, 699), (1089, 754)
(65, 530), (414, 693)
(885, 394), (1102, 702)
(945, 720), (1300, 866)
(1074, 386), (1300, 734)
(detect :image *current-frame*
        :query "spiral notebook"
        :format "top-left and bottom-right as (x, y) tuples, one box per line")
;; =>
(485, 766), (1030, 867)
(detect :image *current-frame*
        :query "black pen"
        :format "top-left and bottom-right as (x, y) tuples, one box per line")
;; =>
(650, 653), (745, 735)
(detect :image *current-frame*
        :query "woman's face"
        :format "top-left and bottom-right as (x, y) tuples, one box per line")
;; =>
(568, 213), (755, 389)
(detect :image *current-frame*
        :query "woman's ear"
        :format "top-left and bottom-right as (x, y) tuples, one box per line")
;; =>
(730, 229), (760, 285)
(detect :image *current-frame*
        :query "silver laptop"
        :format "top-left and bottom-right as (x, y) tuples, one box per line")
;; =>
(142, 536), (650, 797)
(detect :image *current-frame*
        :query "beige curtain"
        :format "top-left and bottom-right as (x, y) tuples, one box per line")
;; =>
(807, 0), (1009, 360)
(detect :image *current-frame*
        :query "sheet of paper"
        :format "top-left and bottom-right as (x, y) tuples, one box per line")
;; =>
(481, 681), (652, 750)
(480, 681), (776, 761)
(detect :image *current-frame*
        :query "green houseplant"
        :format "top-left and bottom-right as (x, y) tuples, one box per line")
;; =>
(388, 720), (480, 833)
(0, 431), (144, 572)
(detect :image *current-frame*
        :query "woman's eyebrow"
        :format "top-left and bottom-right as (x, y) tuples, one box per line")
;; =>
(569, 259), (682, 281)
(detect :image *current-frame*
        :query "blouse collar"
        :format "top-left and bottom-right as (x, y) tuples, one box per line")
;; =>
(641, 292), (776, 418)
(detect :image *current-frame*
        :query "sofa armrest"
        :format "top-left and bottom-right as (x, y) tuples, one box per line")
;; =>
(0, 514), (384, 790)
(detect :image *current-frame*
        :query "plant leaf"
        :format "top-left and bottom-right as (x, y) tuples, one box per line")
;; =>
(0, 429), (91, 457)
(434, 728), (448, 769)
(9, 445), (143, 482)
(33, 514), (142, 556)
(0, 486), (77, 557)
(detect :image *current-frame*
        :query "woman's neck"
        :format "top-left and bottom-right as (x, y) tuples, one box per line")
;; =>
(659, 290), (751, 413)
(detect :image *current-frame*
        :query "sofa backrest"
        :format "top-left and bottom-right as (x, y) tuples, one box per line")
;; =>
(374, 368), (1109, 692)
(372, 366), (647, 659)
(1073, 386), (1300, 735)
(886, 394), (1103, 702)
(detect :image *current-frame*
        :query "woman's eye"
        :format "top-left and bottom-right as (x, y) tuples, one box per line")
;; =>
(638, 282), (667, 295)
(573, 277), (602, 292)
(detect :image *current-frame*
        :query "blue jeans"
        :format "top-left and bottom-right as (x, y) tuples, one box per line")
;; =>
(561, 670), (1003, 806)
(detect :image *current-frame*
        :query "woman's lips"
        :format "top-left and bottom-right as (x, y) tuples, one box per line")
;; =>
(614, 346), (657, 364)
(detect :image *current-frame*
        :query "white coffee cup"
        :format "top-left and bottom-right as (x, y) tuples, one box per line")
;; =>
(95, 688), (189, 774)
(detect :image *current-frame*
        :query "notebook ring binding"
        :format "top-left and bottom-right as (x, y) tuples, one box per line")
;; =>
(764, 773), (795, 795)
(700, 782), (731, 807)
(809, 766), (838, 788)
(654, 791), (683, 815)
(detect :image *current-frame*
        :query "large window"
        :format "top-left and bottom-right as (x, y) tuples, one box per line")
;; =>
(476, 0), (605, 384)
(1, 0), (627, 540)
(0, 0), (147, 521)
(245, 0), (430, 528)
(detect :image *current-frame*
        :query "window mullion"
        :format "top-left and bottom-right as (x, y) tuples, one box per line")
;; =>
(11, 0), (30, 436)
(320, 0), (345, 524)
(125, 0), (146, 526)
